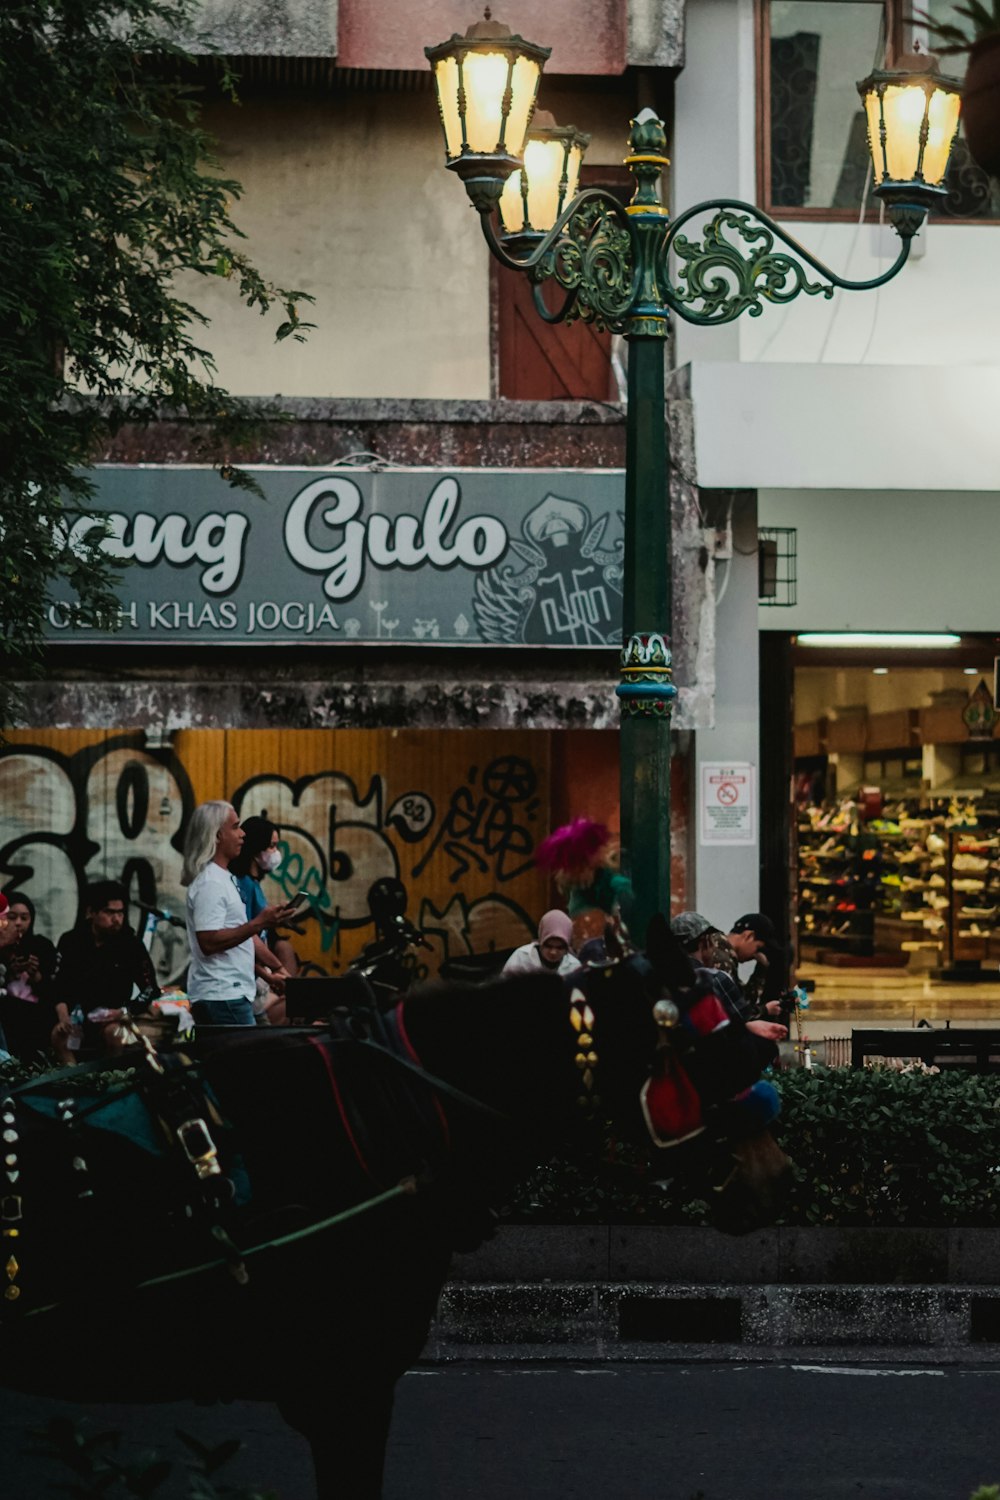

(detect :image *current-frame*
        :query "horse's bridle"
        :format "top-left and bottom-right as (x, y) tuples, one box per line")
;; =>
(2, 981), (616, 1312)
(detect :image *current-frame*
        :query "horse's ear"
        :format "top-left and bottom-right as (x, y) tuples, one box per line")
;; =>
(603, 921), (625, 962)
(644, 912), (672, 966)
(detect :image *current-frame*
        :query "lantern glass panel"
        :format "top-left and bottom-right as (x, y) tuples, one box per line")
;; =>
(462, 50), (513, 153)
(870, 82), (961, 184)
(863, 90), (886, 182)
(525, 138), (567, 229)
(498, 166), (528, 233)
(505, 54), (544, 156)
(920, 86), (962, 184)
(432, 55), (463, 159)
(565, 141), (584, 201)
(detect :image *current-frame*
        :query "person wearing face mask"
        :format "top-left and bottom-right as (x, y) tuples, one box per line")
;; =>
(230, 815), (301, 1021)
(502, 909), (582, 978)
(183, 803), (298, 1028)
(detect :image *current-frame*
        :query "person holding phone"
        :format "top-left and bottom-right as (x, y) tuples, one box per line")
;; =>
(230, 815), (307, 1022)
(182, 803), (299, 1027)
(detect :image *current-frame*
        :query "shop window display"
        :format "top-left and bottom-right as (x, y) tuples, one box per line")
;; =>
(797, 789), (1000, 974)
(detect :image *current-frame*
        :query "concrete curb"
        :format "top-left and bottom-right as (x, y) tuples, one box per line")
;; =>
(423, 1281), (1000, 1363)
(448, 1224), (1000, 1285)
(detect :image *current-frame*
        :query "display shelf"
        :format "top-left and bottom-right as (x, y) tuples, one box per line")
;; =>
(797, 807), (877, 958)
(795, 793), (998, 968)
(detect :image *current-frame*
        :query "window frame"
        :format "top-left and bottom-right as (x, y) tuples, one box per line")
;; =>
(755, 0), (998, 225)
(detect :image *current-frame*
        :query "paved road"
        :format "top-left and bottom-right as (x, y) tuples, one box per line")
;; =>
(3, 1362), (1000, 1498)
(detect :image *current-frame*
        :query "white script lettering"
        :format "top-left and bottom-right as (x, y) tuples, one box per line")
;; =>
(283, 476), (508, 601)
(68, 509), (249, 594)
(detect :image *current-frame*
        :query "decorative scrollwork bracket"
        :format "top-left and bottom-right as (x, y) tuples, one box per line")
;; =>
(660, 198), (912, 328)
(480, 188), (638, 333)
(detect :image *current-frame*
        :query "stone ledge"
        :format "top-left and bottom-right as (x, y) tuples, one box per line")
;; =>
(424, 1282), (1000, 1361)
(447, 1224), (1000, 1286)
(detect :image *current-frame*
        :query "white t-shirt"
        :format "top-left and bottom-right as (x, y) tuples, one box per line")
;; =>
(186, 862), (255, 1001)
(502, 942), (581, 978)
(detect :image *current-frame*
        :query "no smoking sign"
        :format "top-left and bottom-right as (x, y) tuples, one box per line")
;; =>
(700, 762), (755, 846)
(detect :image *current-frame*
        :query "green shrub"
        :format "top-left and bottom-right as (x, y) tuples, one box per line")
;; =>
(774, 1067), (1000, 1226)
(505, 1067), (1000, 1227)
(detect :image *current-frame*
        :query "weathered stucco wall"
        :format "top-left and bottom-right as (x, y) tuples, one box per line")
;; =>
(187, 0), (339, 56)
(184, 74), (642, 402)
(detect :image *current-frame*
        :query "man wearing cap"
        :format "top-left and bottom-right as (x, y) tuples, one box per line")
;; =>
(716, 913), (785, 1016)
(670, 910), (785, 1026)
(503, 909), (582, 978)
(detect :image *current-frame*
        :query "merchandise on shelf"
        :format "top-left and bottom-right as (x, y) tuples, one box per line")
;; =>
(796, 790), (1000, 967)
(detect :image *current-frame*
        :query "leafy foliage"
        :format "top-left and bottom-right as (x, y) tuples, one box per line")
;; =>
(912, 1), (1000, 56)
(30, 1417), (278, 1498)
(0, 0), (313, 724)
(505, 1068), (1000, 1226)
(773, 1066), (1000, 1225)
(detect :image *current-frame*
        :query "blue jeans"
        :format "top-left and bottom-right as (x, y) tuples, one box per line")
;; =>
(190, 997), (256, 1027)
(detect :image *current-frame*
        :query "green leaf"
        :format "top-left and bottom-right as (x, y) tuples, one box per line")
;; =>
(0, 0), (314, 728)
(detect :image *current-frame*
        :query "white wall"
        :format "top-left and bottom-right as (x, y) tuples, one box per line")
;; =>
(694, 493), (761, 921)
(688, 362), (1000, 491)
(735, 220), (1000, 368)
(758, 487), (1000, 633)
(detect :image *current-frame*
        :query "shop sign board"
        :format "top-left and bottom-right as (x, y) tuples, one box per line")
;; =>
(699, 762), (756, 846)
(46, 465), (626, 648)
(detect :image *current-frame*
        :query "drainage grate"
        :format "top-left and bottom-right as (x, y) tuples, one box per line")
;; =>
(618, 1296), (743, 1343)
(971, 1297), (1000, 1343)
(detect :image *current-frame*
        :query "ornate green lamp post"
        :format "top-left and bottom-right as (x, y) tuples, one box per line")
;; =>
(427, 20), (962, 939)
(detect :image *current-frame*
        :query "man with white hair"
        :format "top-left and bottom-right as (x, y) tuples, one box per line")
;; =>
(502, 909), (581, 977)
(182, 801), (298, 1027)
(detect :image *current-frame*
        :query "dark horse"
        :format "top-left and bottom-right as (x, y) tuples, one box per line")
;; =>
(0, 921), (786, 1497)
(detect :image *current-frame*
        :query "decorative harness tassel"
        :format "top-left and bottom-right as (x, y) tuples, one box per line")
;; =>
(569, 989), (600, 1115)
(2, 1095), (22, 1303)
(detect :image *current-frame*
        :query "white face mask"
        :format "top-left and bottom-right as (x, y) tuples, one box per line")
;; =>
(257, 848), (282, 873)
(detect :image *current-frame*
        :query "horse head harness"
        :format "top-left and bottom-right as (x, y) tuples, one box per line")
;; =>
(1, 980), (620, 1314)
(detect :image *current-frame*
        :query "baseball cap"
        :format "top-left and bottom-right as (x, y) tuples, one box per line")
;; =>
(670, 911), (717, 951)
(731, 913), (784, 950)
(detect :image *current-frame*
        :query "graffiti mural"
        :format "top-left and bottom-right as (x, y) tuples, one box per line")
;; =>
(0, 731), (547, 987)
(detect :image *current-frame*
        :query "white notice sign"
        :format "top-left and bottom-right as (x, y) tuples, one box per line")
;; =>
(700, 762), (756, 846)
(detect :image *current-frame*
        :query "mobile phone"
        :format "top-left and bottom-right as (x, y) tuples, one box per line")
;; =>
(288, 889), (311, 912)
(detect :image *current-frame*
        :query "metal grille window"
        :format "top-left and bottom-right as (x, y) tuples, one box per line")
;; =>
(758, 527), (797, 606)
(758, 0), (1000, 220)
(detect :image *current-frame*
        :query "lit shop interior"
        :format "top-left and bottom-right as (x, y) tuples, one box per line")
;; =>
(792, 634), (1000, 1011)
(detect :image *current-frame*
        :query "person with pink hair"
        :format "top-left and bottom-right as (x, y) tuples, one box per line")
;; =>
(502, 909), (581, 977)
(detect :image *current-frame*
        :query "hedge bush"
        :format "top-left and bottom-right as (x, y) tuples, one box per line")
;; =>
(505, 1067), (1000, 1227)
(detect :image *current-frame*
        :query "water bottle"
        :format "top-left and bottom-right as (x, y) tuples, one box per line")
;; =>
(67, 1005), (84, 1053)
